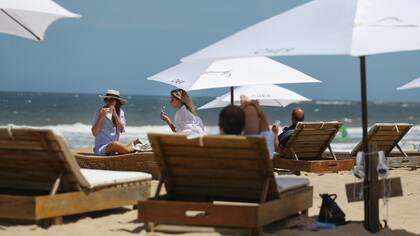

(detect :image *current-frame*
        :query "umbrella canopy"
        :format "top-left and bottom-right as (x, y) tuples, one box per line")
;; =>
(397, 77), (420, 90)
(147, 57), (320, 91)
(0, 0), (81, 41)
(179, 0), (420, 232)
(198, 84), (310, 110)
(182, 0), (420, 61)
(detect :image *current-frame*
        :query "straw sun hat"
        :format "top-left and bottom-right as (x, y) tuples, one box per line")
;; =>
(99, 89), (127, 105)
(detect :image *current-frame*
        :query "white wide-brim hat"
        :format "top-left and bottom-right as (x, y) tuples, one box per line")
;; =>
(99, 89), (127, 105)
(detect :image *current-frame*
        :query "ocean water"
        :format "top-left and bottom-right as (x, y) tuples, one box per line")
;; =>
(1, 91), (420, 151)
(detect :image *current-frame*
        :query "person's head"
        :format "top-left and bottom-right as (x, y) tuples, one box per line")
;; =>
(291, 107), (304, 124)
(100, 89), (126, 108)
(170, 89), (196, 115)
(219, 105), (245, 135)
(99, 89), (126, 126)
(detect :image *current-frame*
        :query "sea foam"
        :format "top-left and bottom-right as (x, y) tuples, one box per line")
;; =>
(2, 123), (420, 151)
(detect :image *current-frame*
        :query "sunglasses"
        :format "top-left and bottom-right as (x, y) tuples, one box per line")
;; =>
(105, 98), (117, 102)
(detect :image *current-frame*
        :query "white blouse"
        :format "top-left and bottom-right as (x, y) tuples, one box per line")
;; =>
(174, 105), (205, 134)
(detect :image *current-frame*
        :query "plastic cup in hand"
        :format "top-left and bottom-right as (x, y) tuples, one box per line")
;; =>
(160, 106), (168, 118)
(105, 110), (113, 120)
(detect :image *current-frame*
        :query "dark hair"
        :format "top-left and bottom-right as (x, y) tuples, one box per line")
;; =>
(218, 105), (245, 135)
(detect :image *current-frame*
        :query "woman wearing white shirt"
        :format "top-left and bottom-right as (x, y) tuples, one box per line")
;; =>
(160, 89), (205, 134)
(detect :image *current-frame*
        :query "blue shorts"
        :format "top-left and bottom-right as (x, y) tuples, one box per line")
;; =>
(94, 143), (109, 156)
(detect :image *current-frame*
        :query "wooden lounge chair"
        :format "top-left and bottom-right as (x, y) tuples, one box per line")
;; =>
(349, 123), (419, 167)
(0, 127), (151, 225)
(272, 121), (354, 173)
(138, 133), (313, 236)
(74, 150), (161, 180)
(350, 123), (412, 156)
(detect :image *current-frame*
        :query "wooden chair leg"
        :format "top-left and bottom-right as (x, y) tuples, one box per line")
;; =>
(145, 222), (155, 232)
(38, 216), (63, 228)
(251, 227), (262, 236)
(52, 216), (63, 225)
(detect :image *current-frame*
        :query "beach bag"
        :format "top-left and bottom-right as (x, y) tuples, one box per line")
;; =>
(318, 193), (346, 225)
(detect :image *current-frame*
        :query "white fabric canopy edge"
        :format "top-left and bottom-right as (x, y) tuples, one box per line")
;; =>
(397, 77), (420, 90)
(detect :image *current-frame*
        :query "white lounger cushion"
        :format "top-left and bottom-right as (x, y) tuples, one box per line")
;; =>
(80, 169), (152, 189)
(276, 176), (310, 193)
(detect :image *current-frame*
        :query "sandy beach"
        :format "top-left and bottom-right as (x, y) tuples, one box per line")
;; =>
(1, 168), (418, 236)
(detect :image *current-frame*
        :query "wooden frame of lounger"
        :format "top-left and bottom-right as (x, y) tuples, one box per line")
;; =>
(349, 123), (419, 168)
(0, 128), (151, 225)
(75, 151), (161, 179)
(138, 133), (313, 236)
(272, 121), (354, 173)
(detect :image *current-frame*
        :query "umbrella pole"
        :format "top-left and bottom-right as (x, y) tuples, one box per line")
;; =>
(360, 56), (380, 233)
(230, 87), (234, 105)
(1, 9), (41, 41)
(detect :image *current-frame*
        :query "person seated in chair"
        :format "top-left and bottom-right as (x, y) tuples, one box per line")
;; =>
(160, 88), (205, 135)
(91, 89), (141, 155)
(272, 107), (304, 152)
(219, 103), (274, 159)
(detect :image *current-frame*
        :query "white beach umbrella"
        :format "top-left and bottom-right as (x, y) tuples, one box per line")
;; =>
(182, 0), (420, 61)
(148, 57), (320, 91)
(0, 0), (81, 41)
(198, 84), (310, 110)
(181, 0), (420, 231)
(397, 77), (420, 90)
(147, 57), (320, 103)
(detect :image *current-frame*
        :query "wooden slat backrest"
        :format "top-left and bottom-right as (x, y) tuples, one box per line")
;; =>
(0, 128), (90, 193)
(350, 123), (413, 156)
(282, 122), (342, 159)
(148, 133), (279, 203)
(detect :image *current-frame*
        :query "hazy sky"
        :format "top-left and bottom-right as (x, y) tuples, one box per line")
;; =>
(1, 0), (420, 102)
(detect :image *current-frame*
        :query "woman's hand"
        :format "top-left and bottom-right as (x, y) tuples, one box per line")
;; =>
(99, 107), (110, 118)
(109, 105), (118, 117)
(272, 125), (279, 135)
(161, 111), (176, 132)
(160, 111), (171, 124)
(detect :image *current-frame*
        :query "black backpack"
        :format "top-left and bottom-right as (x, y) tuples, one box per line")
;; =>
(318, 193), (346, 225)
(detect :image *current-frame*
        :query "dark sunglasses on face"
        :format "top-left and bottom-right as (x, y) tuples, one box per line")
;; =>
(105, 98), (117, 103)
